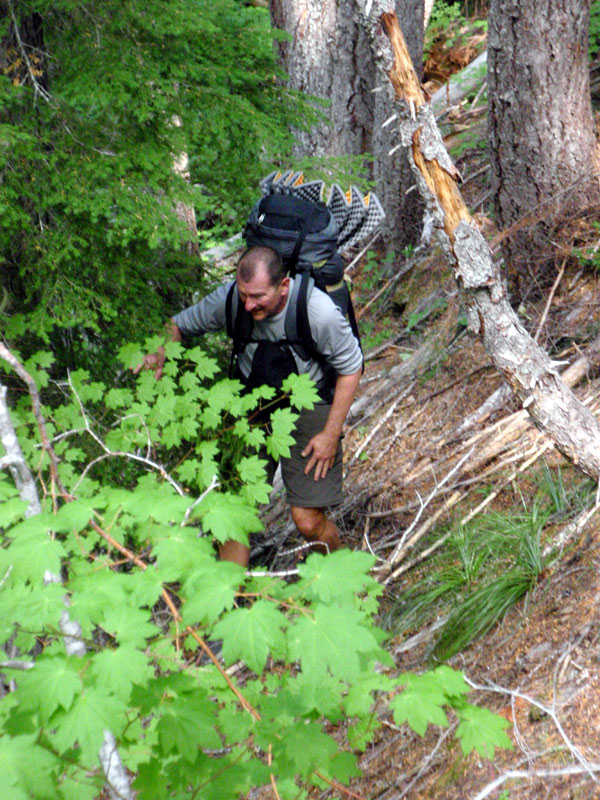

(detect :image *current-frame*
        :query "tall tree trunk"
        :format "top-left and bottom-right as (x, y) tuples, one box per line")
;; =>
(487, 0), (600, 301)
(358, 0), (600, 489)
(270, 0), (425, 252)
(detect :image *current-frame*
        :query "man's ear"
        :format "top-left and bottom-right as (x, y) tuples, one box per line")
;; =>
(280, 276), (290, 296)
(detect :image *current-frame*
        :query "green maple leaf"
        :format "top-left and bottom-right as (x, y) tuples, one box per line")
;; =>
(285, 673), (346, 719)
(193, 492), (262, 544)
(68, 570), (129, 635)
(186, 346), (220, 379)
(156, 691), (221, 761)
(8, 583), (67, 632)
(429, 665), (471, 700)
(297, 550), (378, 604)
(100, 605), (160, 647)
(49, 688), (124, 765)
(265, 407), (298, 460)
(287, 604), (379, 681)
(181, 561), (244, 625)
(277, 720), (338, 780)
(0, 498), (27, 527)
(390, 673), (450, 736)
(89, 646), (153, 703)
(7, 527), (67, 584)
(16, 656), (81, 722)
(118, 342), (145, 369)
(237, 454), (268, 484)
(455, 703), (513, 758)
(0, 734), (60, 798)
(212, 601), (287, 672)
(152, 527), (214, 581)
(281, 372), (319, 410)
(53, 499), (98, 532)
(344, 671), (395, 716)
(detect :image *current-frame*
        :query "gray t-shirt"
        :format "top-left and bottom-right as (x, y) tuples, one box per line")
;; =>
(173, 278), (363, 385)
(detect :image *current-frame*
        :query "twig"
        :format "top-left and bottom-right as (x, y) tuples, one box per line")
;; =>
(344, 231), (383, 273)
(534, 255), (568, 342)
(384, 447), (474, 569)
(463, 676), (600, 783)
(471, 764), (600, 800)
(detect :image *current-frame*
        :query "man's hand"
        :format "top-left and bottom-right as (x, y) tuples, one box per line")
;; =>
(131, 320), (182, 380)
(132, 345), (166, 380)
(302, 429), (339, 481)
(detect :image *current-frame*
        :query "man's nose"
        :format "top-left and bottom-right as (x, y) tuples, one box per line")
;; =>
(245, 298), (257, 312)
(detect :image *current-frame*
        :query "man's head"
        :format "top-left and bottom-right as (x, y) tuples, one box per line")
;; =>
(236, 246), (290, 321)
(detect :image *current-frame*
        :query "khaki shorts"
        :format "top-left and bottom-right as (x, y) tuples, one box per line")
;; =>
(267, 402), (344, 508)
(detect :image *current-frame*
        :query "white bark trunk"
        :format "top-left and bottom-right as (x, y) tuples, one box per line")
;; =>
(0, 365), (134, 800)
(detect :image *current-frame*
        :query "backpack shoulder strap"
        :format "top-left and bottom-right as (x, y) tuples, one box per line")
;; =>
(285, 272), (317, 362)
(225, 281), (254, 376)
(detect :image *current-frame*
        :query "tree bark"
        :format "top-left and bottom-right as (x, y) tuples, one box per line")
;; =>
(487, 0), (600, 301)
(269, 0), (425, 252)
(358, 0), (600, 480)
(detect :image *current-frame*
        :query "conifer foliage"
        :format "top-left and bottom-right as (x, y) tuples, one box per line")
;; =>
(0, 0), (301, 371)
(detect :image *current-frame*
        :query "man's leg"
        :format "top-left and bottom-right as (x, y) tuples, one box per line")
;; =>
(290, 506), (341, 556)
(219, 540), (250, 567)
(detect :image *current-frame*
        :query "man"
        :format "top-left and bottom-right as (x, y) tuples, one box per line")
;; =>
(136, 245), (362, 566)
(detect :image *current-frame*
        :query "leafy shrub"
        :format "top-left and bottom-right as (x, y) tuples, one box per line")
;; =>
(0, 347), (512, 797)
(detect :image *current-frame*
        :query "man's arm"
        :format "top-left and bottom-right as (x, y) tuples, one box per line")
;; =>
(301, 368), (362, 481)
(132, 319), (181, 380)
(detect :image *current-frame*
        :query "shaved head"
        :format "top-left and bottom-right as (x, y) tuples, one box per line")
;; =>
(237, 246), (285, 287)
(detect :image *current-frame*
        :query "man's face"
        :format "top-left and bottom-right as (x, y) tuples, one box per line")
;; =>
(237, 265), (289, 321)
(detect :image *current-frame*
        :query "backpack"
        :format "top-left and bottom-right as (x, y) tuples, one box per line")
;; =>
(225, 171), (385, 400)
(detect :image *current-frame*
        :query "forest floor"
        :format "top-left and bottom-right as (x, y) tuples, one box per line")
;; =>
(290, 22), (600, 800)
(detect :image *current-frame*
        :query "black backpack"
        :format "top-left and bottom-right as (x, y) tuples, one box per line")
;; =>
(225, 174), (384, 399)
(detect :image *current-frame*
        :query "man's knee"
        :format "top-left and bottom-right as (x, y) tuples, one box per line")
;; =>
(290, 506), (326, 540)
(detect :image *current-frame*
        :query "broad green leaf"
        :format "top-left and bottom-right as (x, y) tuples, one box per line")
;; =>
(181, 561), (244, 626)
(236, 454), (269, 485)
(152, 528), (214, 581)
(344, 671), (395, 716)
(49, 688), (124, 765)
(276, 720), (338, 780)
(156, 691), (222, 761)
(5, 583), (67, 632)
(212, 601), (287, 672)
(287, 604), (379, 681)
(455, 703), (513, 758)
(429, 665), (471, 699)
(0, 734), (61, 799)
(100, 605), (160, 647)
(0, 498), (27, 527)
(281, 372), (319, 410)
(297, 550), (378, 604)
(265, 407), (297, 460)
(89, 646), (153, 702)
(53, 499), (98, 532)
(6, 528), (67, 584)
(16, 656), (81, 721)
(194, 492), (262, 544)
(390, 673), (450, 736)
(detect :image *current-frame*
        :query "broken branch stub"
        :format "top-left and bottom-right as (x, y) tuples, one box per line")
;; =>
(358, 0), (600, 479)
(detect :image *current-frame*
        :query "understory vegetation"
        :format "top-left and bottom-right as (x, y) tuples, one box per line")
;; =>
(3, 1), (600, 798)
